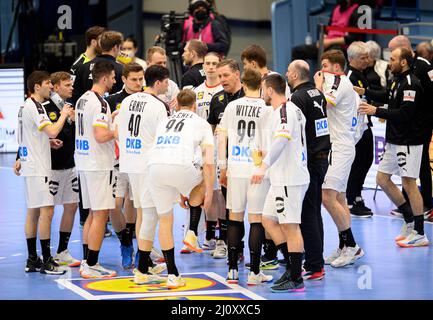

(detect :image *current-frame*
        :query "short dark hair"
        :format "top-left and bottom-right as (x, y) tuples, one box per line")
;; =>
(124, 36), (138, 49)
(91, 60), (115, 83)
(122, 62), (144, 78)
(177, 89), (196, 107)
(187, 39), (208, 59)
(85, 26), (106, 47)
(145, 65), (170, 87)
(205, 52), (221, 61)
(27, 71), (50, 94)
(321, 49), (346, 70)
(397, 47), (414, 66)
(241, 68), (262, 91)
(216, 59), (240, 72)
(241, 44), (267, 68)
(262, 73), (286, 95)
(100, 31), (124, 52)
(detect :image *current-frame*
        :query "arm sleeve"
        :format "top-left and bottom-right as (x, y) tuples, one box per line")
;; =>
(365, 88), (389, 104)
(208, 20), (230, 55)
(263, 136), (289, 167)
(92, 102), (110, 129)
(181, 72), (196, 89)
(375, 85), (420, 122)
(69, 64), (86, 106)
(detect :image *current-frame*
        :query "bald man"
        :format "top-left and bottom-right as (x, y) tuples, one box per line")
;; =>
(287, 60), (331, 280)
(416, 42), (433, 63)
(388, 36), (433, 219)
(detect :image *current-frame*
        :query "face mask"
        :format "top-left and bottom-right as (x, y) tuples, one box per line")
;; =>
(194, 9), (208, 21)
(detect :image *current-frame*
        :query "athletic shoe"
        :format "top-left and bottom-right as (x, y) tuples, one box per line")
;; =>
(395, 222), (414, 242)
(423, 207), (433, 221)
(183, 230), (203, 253)
(80, 262), (117, 279)
(25, 256), (42, 273)
(203, 239), (216, 250)
(212, 240), (227, 259)
(349, 198), (373, 218)
(104, 225), (112, 238)
(79, 260), (86, 274)
(54, 249), (80, 267)
(273, 269), (291, 286)
(40, 257), (67, 275)
(180, 245), (193, 254)
(331, 245), (364, 268)
(151, 247), (165, 263)
(278, 259), (287, 266)
(226, 269), (239, 284)
(148, 263), (167, 275)
(120, 245), (134, 269)
(390, 208), (403, 217)
(133, 268), (164, 285)
(247, 271), (273, 286)
(166, 274), (186, 289)
(397, 230), (429, 248)
(302, 268), (325, 281)
(324, 248), (342, 265)
(270, 279), (305, 293)
(245, 256), (280, 270)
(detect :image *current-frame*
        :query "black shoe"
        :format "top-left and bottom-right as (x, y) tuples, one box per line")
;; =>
(40, 257), (67, 275)
(350, 199), (373, 218)
(271, 279), (305, 293)
(274, 269), (291, 286)
(25, 256), (42, 273)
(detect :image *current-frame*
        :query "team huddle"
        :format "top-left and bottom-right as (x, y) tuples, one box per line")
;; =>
(14, 27), (431, 294)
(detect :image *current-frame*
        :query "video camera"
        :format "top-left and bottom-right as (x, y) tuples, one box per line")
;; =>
(156, 11), (188, 56)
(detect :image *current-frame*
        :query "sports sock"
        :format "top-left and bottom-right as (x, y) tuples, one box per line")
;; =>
(227, 220), (243, 270)
(87, 249), (99, 266)
(399, 202), (414, 224)
(338, 232), (345, 249)
(82, 244), (89, 260)
(206, 221), (217, 241)
(40, 239), (51, 262)
(218, 218), (228, 241)
(27, 237), (37, 260)
(249, 223), (265, 274)
(126, 223), (135, 244)
(340, 228), (356, 248)
(116, 229), (131, 247)
(57, 231), (71, 254)
(289, 252), (303, 282)
(263, 238), (278, 260)
(414, 215), (424, 235)
(277, 242), (290, 271)
(189, 205), (202, 235)
(162, 248), (179, 276)
(138, 250), (151, 274)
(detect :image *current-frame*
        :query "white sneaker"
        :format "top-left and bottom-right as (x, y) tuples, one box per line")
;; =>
(212, 240), (227, 259)
(247, 271), (273, 286)
(397, 230), (429, 248)
(331, 245), (364, 268)
(180, 245), (193, 254)
(203, 239), (216, 251)
(183, 230), (203, 253)
(151, 247), (165, 263)
(166, 274), (186, 289)
(79, 260), (86, 274)
(54, 250), (81, 267)
(324, 248), (342, 265)
(395, 222), (414, 242)
(80, 262), (117, 279)
(226, 269), (239, 284)
(148, 263), (167, 275)
(133, 268), (164, 285)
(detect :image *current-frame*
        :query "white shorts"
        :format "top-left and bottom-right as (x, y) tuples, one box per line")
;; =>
(226, 177), (270, 214)
(24, 176), (54, 209)
(128, 172), (155, 209)
(79, 171), (115, 211)
(148, 164), (203, 215)
(50, 168), (79, 205)
(378, 143), (423, 178)
(323, 144), (355, 193)
(113, 167), (131, 199)
(262, 184), (308, 224)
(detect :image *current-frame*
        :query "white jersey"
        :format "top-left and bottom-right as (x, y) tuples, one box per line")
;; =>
(218, 96), (272, 178)
(148, 109), (214, 167)
(144, 79), (179, 106)
(268, 101), (309, 186)
(117, 92), (169, 173)
(322, 72), (361, 146)
(17, 98), (52, 177)
(74, 90), (115, 171)
(193, 81), (223, 119)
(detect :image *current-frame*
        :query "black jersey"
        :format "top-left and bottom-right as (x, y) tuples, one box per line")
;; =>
(105, 89), (131, 113)
(207, 87), (245, 126)
(181, 63), (206, 89)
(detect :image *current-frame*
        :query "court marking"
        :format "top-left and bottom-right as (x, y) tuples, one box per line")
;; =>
(55, 272), (265, 300)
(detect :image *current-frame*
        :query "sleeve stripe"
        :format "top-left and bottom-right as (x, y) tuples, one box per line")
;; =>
(325, 97), (336, 107)
(92, 123), (109, 129)
(37, 122), (51, 131)
(274, 133), (292, 140)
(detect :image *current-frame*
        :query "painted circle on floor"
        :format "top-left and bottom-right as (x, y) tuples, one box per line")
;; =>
(138, 295), (246, 300)
(84, 277), (217, 293)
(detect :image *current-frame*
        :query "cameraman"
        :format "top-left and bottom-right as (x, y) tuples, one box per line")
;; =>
(182, 0), (230, 57)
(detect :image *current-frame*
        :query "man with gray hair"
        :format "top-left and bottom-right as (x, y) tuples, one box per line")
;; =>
(345, 41), (374, 218)
(287, 60), (330, 280)
(364, 40), (389, 90)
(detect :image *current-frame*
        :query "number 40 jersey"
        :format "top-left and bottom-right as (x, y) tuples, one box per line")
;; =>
(117, 92), (168, 174)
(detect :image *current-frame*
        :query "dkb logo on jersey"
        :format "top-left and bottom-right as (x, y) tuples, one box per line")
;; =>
(75, 139), (89, 151)
(352, 117), (358, 127)
(156, 136), (180, 145)
(232, 146), (251, 158)
(18, 146), (28, 157)
(315, 118), (329, 137)
(126, 138), (142, 150)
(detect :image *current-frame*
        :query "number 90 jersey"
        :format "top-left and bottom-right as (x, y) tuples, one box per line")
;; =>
(217, 97), (273, 178)
(117, 92), (169, 173)
(148, 109), (214, 167)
